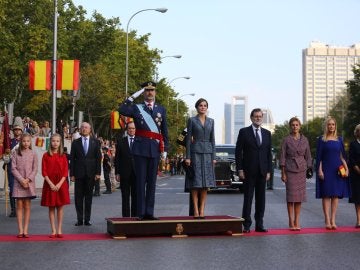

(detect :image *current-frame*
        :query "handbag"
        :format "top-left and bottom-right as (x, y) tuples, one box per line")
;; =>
(306, 168), (313, 179)
(182, 160), (194, 179)
(338, 165), (346, 178)
(176, 128), (187, 147)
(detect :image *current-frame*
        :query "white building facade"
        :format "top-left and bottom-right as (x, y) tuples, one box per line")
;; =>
(303, 41), (360, 122)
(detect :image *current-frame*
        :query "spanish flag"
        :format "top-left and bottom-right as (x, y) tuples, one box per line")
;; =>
(35, 137), (44, 147)
(56, 60), (80, 90)
(29, 60), (51, 91)
(111, 111), (121, 129)
(119, 114), (133, 129)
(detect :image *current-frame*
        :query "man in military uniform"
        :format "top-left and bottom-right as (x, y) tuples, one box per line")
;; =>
(118, 81), (168, 220)
(6, 119), (24, 217)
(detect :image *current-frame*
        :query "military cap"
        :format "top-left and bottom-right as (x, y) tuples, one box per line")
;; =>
(140, 81), (156, 89)
(12, 116), (24, 131)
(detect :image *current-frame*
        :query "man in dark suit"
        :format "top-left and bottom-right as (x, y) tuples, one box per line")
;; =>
(70, 122), (102, 226)
(115, 121), (137, 217)
(119, 81), (168, 220)
(235, 108), (272, 233)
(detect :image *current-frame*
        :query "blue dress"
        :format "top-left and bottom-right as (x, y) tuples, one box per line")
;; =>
(315, 136), (350, 198)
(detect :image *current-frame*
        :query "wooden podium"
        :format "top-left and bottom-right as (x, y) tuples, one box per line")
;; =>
(106, 215), (244, 239)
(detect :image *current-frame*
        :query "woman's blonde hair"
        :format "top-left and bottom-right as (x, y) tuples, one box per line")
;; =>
(322, 116), (338, 141)
(17, 134), (32, 156)
(47, 133), (64, 156)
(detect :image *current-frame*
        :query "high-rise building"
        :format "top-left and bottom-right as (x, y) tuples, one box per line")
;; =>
(261, 108), (275, 133)
(223, 96), (248, 144)
(303, 41), (360, 122)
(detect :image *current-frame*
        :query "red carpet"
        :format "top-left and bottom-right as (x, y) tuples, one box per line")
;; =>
(0, 227), (359, 242)
(0, 233), (111, 242)
(242, 226), (360, 237)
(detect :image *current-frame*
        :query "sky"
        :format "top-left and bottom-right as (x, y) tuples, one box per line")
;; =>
(73, 0), (360, 143)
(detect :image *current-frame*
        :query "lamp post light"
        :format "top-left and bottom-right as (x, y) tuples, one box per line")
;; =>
(161, 55), (182, 60)
(176, 93), (195, 133)
(125, 7), (167, 97)
(154, 55), (182, 81)
(167, 76), (191, 105)
(169, 76), (191, 86)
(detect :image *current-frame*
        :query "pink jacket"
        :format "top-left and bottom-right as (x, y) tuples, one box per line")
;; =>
(280, 135), (312, 173)
(11, 149), (38, 198)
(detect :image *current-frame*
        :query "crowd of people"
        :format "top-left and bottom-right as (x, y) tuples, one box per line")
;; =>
(2, 80), (360, 238)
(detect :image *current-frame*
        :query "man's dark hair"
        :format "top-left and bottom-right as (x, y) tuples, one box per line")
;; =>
(250, 108), (263, 117)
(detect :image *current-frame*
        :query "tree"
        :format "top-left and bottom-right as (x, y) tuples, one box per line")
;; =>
(271, 122), (289, 157)
(0, 0), (191, 151)
(344, 64), (360, 142)
(302, 117), (324, 158)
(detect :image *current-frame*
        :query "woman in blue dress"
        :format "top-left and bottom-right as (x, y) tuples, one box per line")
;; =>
(316, 117), (350, 230)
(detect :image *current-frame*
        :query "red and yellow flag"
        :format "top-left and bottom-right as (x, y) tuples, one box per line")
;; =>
(111, 111), (134, 129)
(56, 60), (80, 90)
(35, 137), (44, 147)
(111, 111), (121, 129)
(29, 60), (51, 91)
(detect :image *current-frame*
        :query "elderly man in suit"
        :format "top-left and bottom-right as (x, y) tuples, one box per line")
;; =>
(70, 122), (102, 226)
(115, 121), (137, 217)
(119, 81), (168, 220)
(235, 108), (272, 233)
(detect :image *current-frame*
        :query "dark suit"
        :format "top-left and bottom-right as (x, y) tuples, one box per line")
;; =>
(235, 125), (272, 230)
(119, 100), (168, 218)
(70, 136), (101, 223)
(115, 136), (137, 217)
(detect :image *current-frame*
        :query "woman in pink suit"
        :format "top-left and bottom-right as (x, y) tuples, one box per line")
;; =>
(41, 134), (70, 238)
(11, 133), (38, 238)
(280, 117), (312, 231)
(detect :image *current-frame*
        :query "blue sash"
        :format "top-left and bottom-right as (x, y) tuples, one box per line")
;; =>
(136, 104), (159, 133)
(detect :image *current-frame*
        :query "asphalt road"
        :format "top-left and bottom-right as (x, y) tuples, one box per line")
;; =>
(1, 171), (360, 270)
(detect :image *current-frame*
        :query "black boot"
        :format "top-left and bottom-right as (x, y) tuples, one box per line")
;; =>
(9, 197), (16, 217)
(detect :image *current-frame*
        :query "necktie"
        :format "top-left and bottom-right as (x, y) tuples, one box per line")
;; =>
(83, 137), (88, 155)
(255, 128), (261, 146)
(130, 137), (134, 151)
(147, 103), (153, 112)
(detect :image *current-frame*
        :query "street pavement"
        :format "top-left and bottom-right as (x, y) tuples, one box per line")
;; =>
(1, 171), (360, 270)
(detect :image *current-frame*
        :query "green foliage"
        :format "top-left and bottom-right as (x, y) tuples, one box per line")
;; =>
(344, 64), (360, 142)
(0, 1), (190, 152)
(271, 121), (289, 157)
(301, 117), (324, 158)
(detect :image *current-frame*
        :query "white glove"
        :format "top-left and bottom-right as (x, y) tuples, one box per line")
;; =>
(161, 151), (167, 160)
(128, 88), (145, 101)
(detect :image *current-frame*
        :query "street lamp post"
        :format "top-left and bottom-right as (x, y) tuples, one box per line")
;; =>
(161, 55), (182, 60)
(154, 55), (182, 81)
(169, 76), (190, 86)
(125, 8), (167, 97)
(176, 93), (195, 132)
(167, 76), (191, 105)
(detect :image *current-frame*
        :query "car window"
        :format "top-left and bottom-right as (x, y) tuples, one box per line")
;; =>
(215, 146), (235, 158)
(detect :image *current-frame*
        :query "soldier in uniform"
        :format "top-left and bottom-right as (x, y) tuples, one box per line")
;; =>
(6, 118), (24, 217)
(118, 81), (168, 220)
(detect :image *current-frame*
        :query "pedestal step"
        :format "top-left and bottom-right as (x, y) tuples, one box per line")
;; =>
(106, 215), (244, 239)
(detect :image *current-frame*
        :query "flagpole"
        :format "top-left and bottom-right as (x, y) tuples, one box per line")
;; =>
(51, 0), (58, 134)
(4, 165), (9, 216)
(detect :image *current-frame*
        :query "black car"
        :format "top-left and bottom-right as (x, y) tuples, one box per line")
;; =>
(212, 144), (243, 191)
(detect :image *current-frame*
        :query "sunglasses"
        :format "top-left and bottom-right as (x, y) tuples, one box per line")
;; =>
(145, 89), (155, 92)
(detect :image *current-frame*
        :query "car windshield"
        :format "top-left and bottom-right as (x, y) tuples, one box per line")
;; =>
(215, 146), (235, 158)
